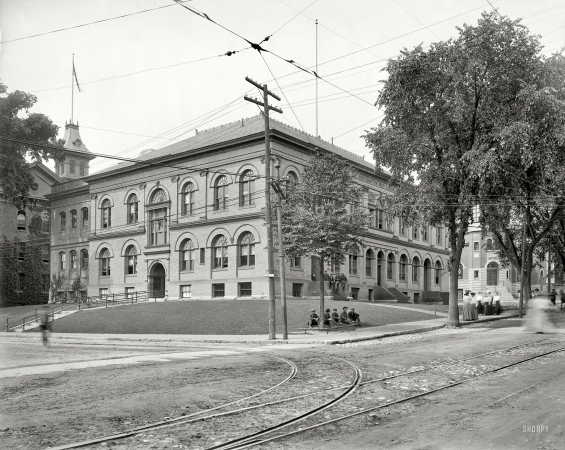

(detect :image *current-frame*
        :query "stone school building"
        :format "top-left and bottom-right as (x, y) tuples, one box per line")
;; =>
(46, 117), (450, 302)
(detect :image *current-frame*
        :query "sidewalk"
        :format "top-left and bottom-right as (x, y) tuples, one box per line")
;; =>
(0, 312), (518, 345)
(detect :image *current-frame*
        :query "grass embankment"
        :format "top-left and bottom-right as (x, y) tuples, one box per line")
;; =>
(47, 300), (439, 335)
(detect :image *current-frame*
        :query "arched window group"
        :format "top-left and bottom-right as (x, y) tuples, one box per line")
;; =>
(182, 182), (195, 215)
(412, 257), (420, 282)
(399, 254), (408, 281)
(126, 246), (137, 275)
(239, 232), (255, 267)
(149, 189), (168, 246)
(365, 249), (374, 277)
(70, 250), (77, 270)
(181, 239), (195, 272)
(214, 176), (229, 210)
(101, 199), (112, 228)
(213, 235), (229, 269)
(127, 194), (139, 224)
(239, 170), (255, 207)
(100, 248), (111, 276)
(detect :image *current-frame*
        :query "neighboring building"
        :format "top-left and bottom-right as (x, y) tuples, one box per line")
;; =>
(47, 116), (450, 303)
(0, 162), (60, 306)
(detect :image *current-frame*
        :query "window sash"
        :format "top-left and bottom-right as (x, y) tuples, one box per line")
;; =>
(387, 260), (393, 279)
(128, 202), (138, 224)
(70, 253), (77, 269)
(349, 255), (358, 275)
(182, 250), (194, 271)
(215, 184), (228, 210)
(102, 208), (111, 228)
(101, 258), (110, 276)
(239, 282), (252, 296)
(183, 192), (194, 215)
(181, 285), (192, 298)
(81, 252), (89, 269)
(365, 257), (372, 276)
(71, 212), (77, 228)
(127, 255), (137, 274)
(212, 284), (225, 297)
(214, 246), (228, 269)
(82, 208), (89, 227)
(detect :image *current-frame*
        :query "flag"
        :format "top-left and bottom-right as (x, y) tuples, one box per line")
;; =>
(73, 61), (81, 92)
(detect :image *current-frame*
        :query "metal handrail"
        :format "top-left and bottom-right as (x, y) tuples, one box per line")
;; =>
(5, 302), (77, 332)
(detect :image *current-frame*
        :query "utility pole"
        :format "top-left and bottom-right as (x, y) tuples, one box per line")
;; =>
(244, 77), (282, 340)
(548, 233), (552, 293)
(519, 211), (527, 318)
(273, 158), (288, 339)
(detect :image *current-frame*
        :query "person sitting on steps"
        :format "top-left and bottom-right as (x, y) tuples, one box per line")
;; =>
(340, 306), (352, 324)
(322, 308), (337, 328)
(331, 308), (340, 324)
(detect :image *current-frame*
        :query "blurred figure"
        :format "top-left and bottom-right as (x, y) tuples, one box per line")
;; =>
(524, 293), (556, 334)
(493, 291), (501, 315)
(340, 307), (352, 324)
(38, 305), (53, 346)
(322, 308), (336, 328)
(483, 290), (493, 315)
(348, 307), (361, 325)
(560, 290), (565, 311)
(462, 291), (473, 321)
(549, 289), (557, 308)
(476, 291), (484, 315)
(331, 308), (340, 324)
(470, 292), (479, 320)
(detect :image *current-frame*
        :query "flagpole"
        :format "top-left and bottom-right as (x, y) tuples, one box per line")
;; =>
(71, 54), (74, 124)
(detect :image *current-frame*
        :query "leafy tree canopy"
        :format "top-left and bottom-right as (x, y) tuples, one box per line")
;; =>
(0, 82), (64, 209)
(364, 12), (553, 325)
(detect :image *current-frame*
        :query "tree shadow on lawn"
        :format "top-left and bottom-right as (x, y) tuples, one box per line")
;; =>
(46, 300), (440, 335)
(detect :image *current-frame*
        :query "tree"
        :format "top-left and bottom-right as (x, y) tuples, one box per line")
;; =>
(0, 82), (64, 209)
(70, 275), (84, 302)
(0, 237), (19, 307)
(49, 274), (65, 303)
(364, 13), (546, 326)
(474, 53), (565, 300)
(272, 151), (367, 317)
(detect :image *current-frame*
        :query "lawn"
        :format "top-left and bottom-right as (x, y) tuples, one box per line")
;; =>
(44, 300), (439, 335)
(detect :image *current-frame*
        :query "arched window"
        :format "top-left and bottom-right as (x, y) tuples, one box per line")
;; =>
(214, 176), (228, 210)
(399, 219), (405, 236)
(387, 253), (395, 279)
(126, 246), (137, 275)
(71, 209), (78, 228)
(412, 257), (420, 282)
(79, 162), (85, 176)
(70, 160), (76, 174)
(101, 199), (112, 228)
(81, 207), (89, 227)
(59, 252), (66, 271)
(365, 249), (374, 277)
(181, 239), (195, 272)
(458, 263), (464, 279)
(60, 212), (67, 230)
(150, 188), (167, 204)
(213, 235), (229, 269)
(69, 250), (77, 270)
(16, 211), (26, 230)
(239, 170), (255, 207)
(41, 212), (50, 233)
(487, 261), (499, 286)
(421, 226), (429, 241)
(399, 254), (408, 281)
(182, 182), (195, 215)
(81, 249), (89, 269)
(485, 238), (493, 251)
(436, 225), (443, 245)
(435, 261), (442, 284)
(239, 232), (255, 267)
(100, 248), (111, 276)
(127, 194), (139, 224)
(412, 225), (419, 240)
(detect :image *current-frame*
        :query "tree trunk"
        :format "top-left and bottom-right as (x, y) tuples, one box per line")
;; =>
(318, 254), (326, 322)
(447, 255), (461, 327)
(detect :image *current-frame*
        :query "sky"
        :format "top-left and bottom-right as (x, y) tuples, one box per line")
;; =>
(0, 0), (564, 174)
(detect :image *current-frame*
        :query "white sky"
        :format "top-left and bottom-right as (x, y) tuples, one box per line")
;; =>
(0, 0), (563, 174)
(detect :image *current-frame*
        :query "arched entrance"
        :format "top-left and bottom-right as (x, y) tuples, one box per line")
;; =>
(487, 262), (499, 286)
(423, 259), (432, 291)
(149, 262), (166, 298)
(377, 251), (384, 286)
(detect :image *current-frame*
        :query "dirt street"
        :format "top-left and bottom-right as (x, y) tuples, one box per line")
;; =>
(1, 318), (564, 450)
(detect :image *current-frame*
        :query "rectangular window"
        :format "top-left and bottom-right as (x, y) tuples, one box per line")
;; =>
(70, 252), (77, 269)
(212, 283), (225, 298)
(127, 255), (137, 274)
(349, 255), (358, 275)
(369, 208), (376, 227)
(351, 287), (359, 300)
(238, 282), (252, 297)
(181, 285), (192, 298)
(17, 273), (25, 291)
(60, 252), (66, 270)
(18, 243), (26, 261)
(399, 219), (405, 236)
(149, 208), (167, 246)
(331, 258), (340, 273)
(42, 245), (50, 263)
(200, 248), (205, 264)
(71, 211), (77, 228)
(125, 287), (135, 299)
(422, 227), (428, 242)
(473, 241), (480, 251)
(82, 208), (89, 227)
(387, 259), (393, 279)
(41, 274), (49, 292)
(99, 288), (108, 299)
(412, 225), (419, 240)
(182, 250), (194, 271)
(436, 226), (442, 245)
(377, 210), (384, 229)
(101, 258), (110, 276)
(292, 283), (302, 298)
(61, 213), (66, 230)
(290, 256), (301, 268)
(474, 270), (479, 279)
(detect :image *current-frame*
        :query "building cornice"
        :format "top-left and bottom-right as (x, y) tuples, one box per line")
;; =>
(89, 226), (146, 242)
(170, 211), (263, 230)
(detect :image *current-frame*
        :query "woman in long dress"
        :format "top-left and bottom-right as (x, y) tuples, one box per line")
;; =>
(493, 291), (501, 315)
(470, 292), (479, 320)
(462, 291), (473, 321)
(476, 291), (484, 315)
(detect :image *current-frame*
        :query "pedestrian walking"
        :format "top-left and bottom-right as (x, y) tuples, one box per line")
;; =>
(523, 293), (556, 334)
(560, 290), (565, 311)
(38, 305), (53, 347)
(493, 291), (501, 315)
(462, 291), (473, 321)
(476, 291), (484, 315)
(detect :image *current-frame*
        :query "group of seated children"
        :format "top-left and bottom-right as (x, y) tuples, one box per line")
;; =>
(308, 306), (361, 328)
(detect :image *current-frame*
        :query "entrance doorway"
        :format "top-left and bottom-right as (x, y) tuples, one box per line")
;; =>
(149, 262), (166, 298)
(377, 251), (384, 286)
(423, 258), (432, 291)
(487, 262), (499, 286)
